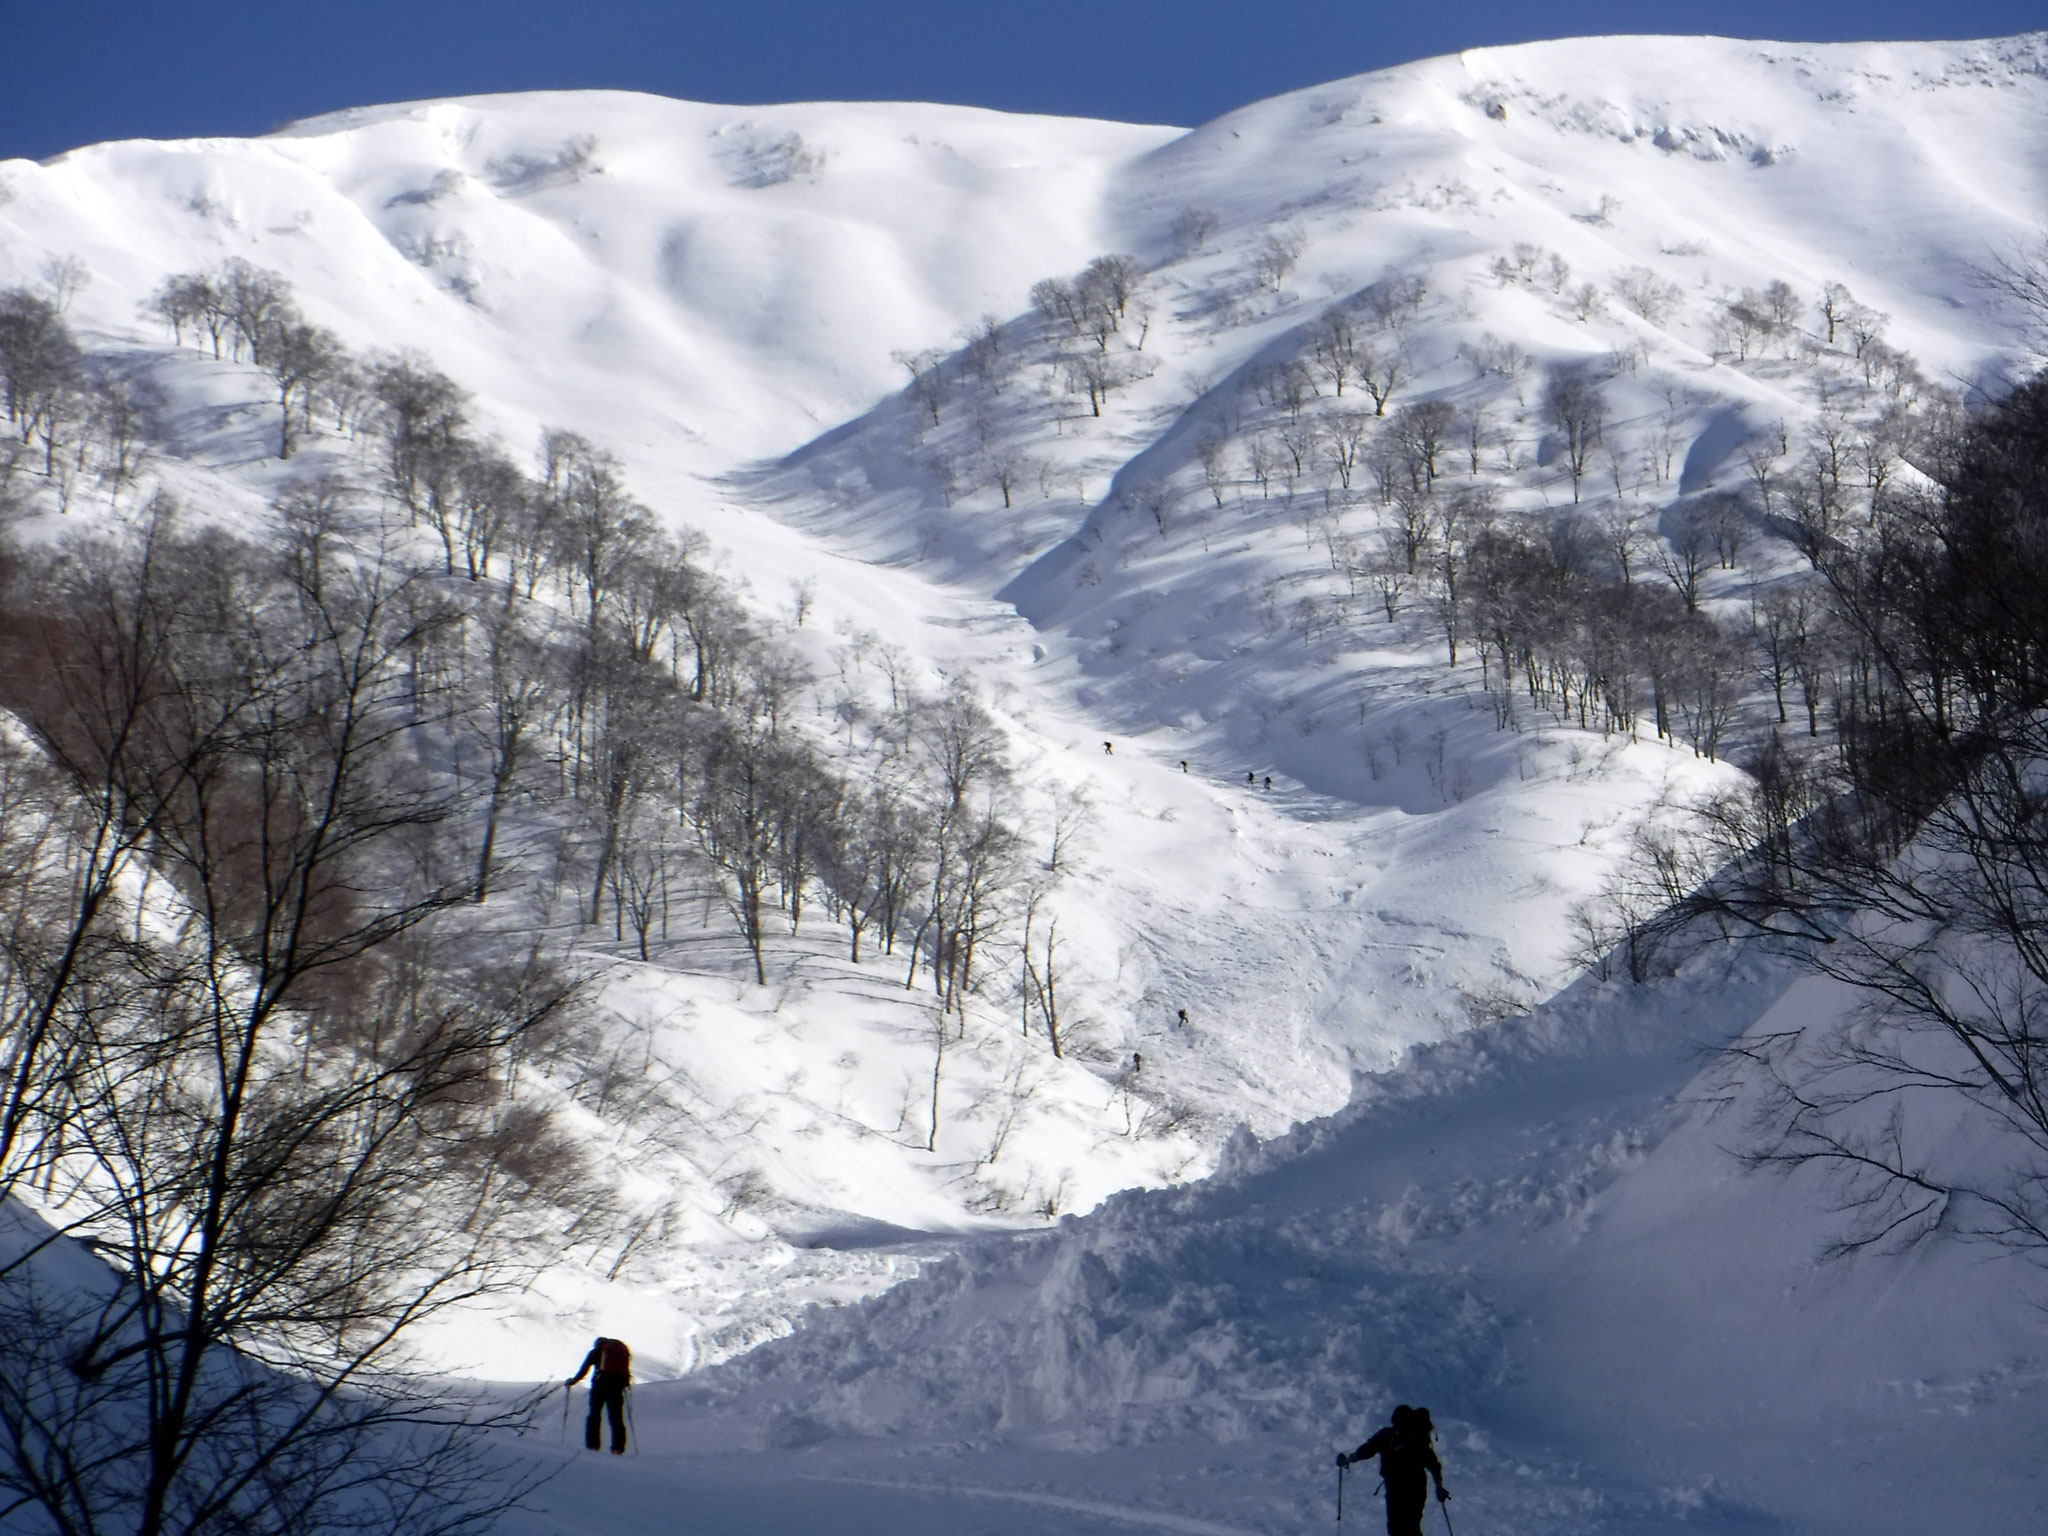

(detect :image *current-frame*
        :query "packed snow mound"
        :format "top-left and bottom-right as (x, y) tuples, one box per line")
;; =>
(503, 949), (2048, 1535)
(3, 31), (2047, 1383)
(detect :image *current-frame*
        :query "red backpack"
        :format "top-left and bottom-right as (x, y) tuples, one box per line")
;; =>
(597, 1338), (631, 1377)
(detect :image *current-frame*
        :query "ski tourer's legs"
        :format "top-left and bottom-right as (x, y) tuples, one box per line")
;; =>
(606, 1384), (627, 1452)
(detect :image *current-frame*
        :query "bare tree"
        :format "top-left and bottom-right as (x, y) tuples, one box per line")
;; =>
(1655, 504), (1714, 613)
(259, 314), (344, 459)
(1363, 538), (1413, 621)
(0, 288), (84, 475)
(145, 272), (229, 356)
(38, 255), (90, 313)
(1194, 433), (1231, 506)
(1701, 492), (1747, 570)
(1394, 400), (1457, 488)
(1974, 240), (2048, 346)
(1741, 419), (1787, 516)
(820, 778), (926, 965)
(372, 352), (469, 512)
(1321, 410), (1373, 490)
(1669, 614), (1744, 759)
(1081, 254), (1142, 320)
(1785, 473), (1846, 570)
(1381, 484), (1435, 575)
(1251, 226), (1306, 291)
(1169, 206), (1220, 259)
(893, 348), (949, 427)
(0, 510), (590, 1536)
(83, 377), (150, 496)
(689, 712), (783, 985)
(1018, 887), (1065, 1058)
(1751, 581), (1818, 726)
(466, 607), (563, 901)
(1359, 275), (1428, 331)
(1542, 367), (1606, 503)
(1030, 277), (1085, 337)
(1309, 308), (1361, 395)
(1717, 289), (1778, 361)
(1845, 303), (1890, 360)
(961, 313), (1006, 386)
(217, 261), (279, 359)
(1612, 267), (1683, 326)
(553, 444), (653, 632)
(1064, 351), (1133, 418)
(1600, 506), (1648, 586)
(1357, 342), (1407, 416)
(1430, 487), (1493, 663)
(1816, 281), (1855, 346)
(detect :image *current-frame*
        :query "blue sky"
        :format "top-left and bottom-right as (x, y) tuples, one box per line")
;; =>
(5, 1), (2042, 160)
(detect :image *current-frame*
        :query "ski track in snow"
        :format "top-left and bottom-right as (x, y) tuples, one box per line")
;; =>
(5, 29), (2048, 1534)
(811, 1478), (1261, 1536)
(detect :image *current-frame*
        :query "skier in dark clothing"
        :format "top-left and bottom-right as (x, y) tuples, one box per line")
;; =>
(1338, 1404), (1448, 1535)
(567, 1336), (632, 1453)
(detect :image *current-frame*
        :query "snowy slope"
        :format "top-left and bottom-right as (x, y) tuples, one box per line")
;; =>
(3, 31), (2047, 1399)
(0, 91), (1218, 1377)
(1, 90), (1176, 471)
(495, 945), (2048, 1535)
(745, 29), (2048, 1155)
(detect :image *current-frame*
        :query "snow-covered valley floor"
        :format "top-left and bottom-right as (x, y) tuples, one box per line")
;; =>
(497, 946), (2048, 1534)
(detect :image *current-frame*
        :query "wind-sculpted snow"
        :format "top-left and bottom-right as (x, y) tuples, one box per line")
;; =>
(499, 947), (2048, 1533)
(684, 954), (1777, 1450)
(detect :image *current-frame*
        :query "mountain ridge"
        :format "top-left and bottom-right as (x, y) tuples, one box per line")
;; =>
(0, 29), (2044, 1438)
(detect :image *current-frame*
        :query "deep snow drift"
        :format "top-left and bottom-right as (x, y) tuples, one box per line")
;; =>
(500, 947), (2048, 1534)
(3, 29), (2048, 1532)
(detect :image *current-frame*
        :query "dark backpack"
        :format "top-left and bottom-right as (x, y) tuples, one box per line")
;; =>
(597, 1338), (631, 1377)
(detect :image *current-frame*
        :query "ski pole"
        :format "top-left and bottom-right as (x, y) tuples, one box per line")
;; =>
(561, 1384), (569, 1442)
(1439, 1492), (1455, 1536)
(1336, 1457), (1345, 1522)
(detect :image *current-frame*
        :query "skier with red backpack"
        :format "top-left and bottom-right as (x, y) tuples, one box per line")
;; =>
(566, 1336), (632, 1453)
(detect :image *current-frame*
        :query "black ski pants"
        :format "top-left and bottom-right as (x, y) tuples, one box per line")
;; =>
(585, 1371), (628, 1453)
(1386, 1486), (1427, 1536)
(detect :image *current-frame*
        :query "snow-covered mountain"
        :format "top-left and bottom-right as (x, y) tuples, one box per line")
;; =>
(3, 30), (2047, 1532)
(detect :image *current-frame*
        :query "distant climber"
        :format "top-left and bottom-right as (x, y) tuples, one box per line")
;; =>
(567, 1335), (632, 1454)
(1104, 740), (1114, 755)
(1246, 770), (1256, 784)
(1176, 1007), (1189, 1027)
(1263, 775), (1272, 791)
(1180, 759), (1189, 772)
(1338, 1404), (1448, 1535)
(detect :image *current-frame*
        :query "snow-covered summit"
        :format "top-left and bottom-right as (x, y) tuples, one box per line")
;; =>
(12, 88), (1173, 474)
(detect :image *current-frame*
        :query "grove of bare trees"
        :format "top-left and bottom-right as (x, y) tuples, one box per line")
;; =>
(0, 258), (1073, 1536)
(1582, 368), (2048, 1271)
